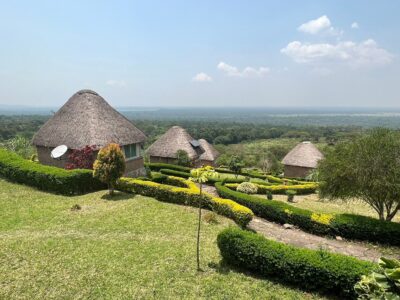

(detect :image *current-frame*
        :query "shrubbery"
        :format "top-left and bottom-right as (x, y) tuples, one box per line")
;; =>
(215, 182), (400, 245)
(225, 182), (318, 195)
(217, 227), (376, 298)
(117, 177), (253, 227)
(145, 162), (191, 172)
(159, 168), (191, 178)
(0, 148), (105, 195)
(236, 182), (258, 194)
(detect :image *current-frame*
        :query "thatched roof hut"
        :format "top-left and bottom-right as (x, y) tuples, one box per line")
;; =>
(146, 126), (203, 163)
(33, 89), (146, 149)
(32, 89), (147, 176)
(282, 141), (324, 177)
(198, 139), (219, 166)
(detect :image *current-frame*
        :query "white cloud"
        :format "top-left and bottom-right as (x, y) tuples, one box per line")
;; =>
(106, 79), (126, 87)
(351, 22), (359, 29)
(281, 39), (393, 68)
(192, 72), (212, 82)
(217, 62), (270, 77)
(298, 15), (332, 34)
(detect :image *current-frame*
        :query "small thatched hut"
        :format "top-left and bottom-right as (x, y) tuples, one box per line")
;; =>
(32, 89), (147, 176)
(282, 141), (324, 178)
(146, 126), (204, 165)
(198, 139), (220, 166)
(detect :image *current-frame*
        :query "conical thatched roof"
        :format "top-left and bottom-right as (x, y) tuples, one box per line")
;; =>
(32, 89), (146, 149)
(282, 141), (324, 168)
(198, 139), (219, 162)
(146, 126), (202, 159)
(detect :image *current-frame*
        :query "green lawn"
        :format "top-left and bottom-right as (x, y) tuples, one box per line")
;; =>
(0, 179), (325, 300)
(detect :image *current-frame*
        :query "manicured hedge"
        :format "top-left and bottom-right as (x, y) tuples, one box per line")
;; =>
(117, 177), (253, 227)
(159, 168), (191, 178)
(215, 182), (400, 245)
(217, 227), (376, 299)
(0, 148), (105, 195)
(145, 162), (191, 172)
(225, 182), (318, 195)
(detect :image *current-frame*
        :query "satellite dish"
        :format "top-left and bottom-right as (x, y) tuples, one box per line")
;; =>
(51, 145), (68, 159)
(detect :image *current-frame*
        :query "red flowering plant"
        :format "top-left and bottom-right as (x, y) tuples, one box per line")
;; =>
(65, 145), (97, 170)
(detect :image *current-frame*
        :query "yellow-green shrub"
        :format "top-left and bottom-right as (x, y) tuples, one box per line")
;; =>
(117, 177), (253, 227)
(226, 182), (318, 195)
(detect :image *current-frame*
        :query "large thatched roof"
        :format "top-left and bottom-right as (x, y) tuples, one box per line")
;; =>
(32, 89), (146, 149)
(146, 126), (202, 159)
(198, 139), (219, 162)
(282, 141), (324, 168)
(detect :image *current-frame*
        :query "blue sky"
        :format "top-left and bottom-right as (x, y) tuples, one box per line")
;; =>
(0, 0), (399, 107)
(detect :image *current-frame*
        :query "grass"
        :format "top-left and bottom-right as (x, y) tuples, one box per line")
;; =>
(0, 179), (326, 300)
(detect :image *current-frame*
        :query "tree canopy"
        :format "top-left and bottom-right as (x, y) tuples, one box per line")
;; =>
(318, 128), (400, 221)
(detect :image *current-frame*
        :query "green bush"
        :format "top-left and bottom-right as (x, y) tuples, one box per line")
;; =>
(225, 182), (318, 195)
(215, 182), (400, 245)
(117, 178), (253, 227)
(0, 148), (105, 195)
(145, 162), (191, 172)
(236, 182), (258, 194)
(217, 227), (376, 299)
(159, 168), (191, 178)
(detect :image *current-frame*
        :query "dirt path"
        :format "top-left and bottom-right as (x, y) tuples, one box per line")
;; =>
(205, 184), (382, 262)
(248, 217), (381, 262)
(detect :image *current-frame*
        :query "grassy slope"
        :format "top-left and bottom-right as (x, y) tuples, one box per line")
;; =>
(0, 179), (325, 300)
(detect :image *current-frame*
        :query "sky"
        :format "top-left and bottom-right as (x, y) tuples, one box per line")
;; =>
(0, 0), (399, 107)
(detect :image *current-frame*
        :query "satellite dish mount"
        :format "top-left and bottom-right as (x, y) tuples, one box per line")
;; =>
(51, 145), (68, 160)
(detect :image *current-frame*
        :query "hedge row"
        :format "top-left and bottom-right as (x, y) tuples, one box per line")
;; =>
(159, 168), (191, 178)
(0, 148), (105, 195)
(145, 162), (191, 172)
(117, 177), (253, 227)
(225, 182), (318, 195)
(217, 227), (376, 298)
(215, 182), (400, 245)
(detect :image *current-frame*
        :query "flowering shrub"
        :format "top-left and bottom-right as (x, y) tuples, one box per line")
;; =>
(237, 182), (258, 194)
(65, 145), (97, 170)
(311, 213), (334, 225)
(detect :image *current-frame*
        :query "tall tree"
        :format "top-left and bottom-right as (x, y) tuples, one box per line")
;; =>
(190, 166), (216, 271)
(228, 155), (243, 178)
(318, 128), (400, 221)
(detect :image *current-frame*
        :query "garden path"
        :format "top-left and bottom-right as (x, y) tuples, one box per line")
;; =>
(202, 184), (383, 262)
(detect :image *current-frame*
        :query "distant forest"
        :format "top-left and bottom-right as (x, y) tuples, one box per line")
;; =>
(0, 115), (364, 146)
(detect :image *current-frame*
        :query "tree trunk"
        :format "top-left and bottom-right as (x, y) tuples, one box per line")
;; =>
(386, 203), (400, 221)
(108, 183), (114, 196)
(197, 184), (202, 271)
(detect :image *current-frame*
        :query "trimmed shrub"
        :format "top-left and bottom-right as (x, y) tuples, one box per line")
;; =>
(217, 227), (376, 299)
(145, 162), (191, 172)
(159, 168), (191, 178)
(215, 182), (400, 246)
(0, 148), (105, 195)
(236, 182), (258, 194)
(225, 182), (317, 195)
(117, 178), (253, 227)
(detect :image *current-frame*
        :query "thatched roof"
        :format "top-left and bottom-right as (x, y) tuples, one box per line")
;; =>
(32, 89), (146, 149)
(198, 139), (219, 162)
(282, 141), (324, 168)
(146, 126), (203, 159)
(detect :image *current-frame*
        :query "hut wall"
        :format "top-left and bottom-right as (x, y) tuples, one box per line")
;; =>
(36, 146), (69, 168)
(284, 165), (313, 178)
(125, 156), (145, 177)
(149, 156), (178, 165)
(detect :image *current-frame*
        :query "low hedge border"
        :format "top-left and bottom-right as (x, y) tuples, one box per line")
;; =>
(225, 182), (318, 195)
(145, 163), (191, 172)
(217, 227), (376, 299)
(215, 182), (400, 245)
(117, 177), (253, 227)
(159, 168), (191, 178)
(0, 148), (105, 195)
